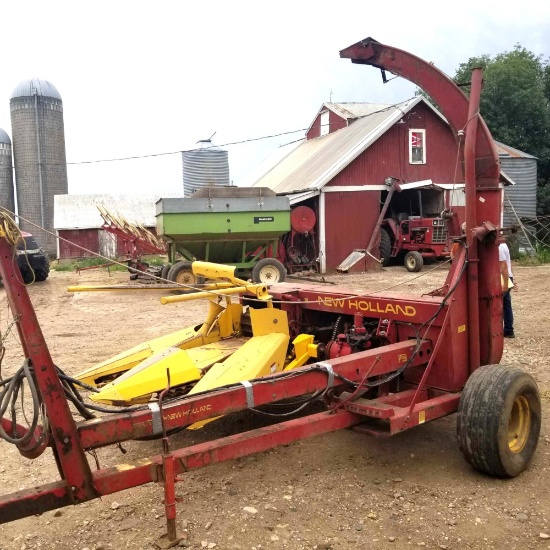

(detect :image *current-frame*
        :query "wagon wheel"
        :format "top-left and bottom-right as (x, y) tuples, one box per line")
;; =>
(167, 261), (198, 285)
(404, 251), (423, 272)
(160, 263), (172, 281)
(457, 364), (541, 477)
(251, 258), (286, 284)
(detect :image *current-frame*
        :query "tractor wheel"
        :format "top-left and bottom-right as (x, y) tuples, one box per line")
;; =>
(404, 251), (423, 272)
(251, 258), (286, 284)
(160, 263), (172, 281)
(19, 267), (34, 285)
(167, 261), (201, 287)
(457, 364), (541, 477)
(380, 228), (392, 267)
(33, 267), (49, 282)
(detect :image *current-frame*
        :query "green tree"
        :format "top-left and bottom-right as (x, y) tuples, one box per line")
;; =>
(453, 46), (550, 214)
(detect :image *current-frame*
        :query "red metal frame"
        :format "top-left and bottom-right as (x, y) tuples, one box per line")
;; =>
(0, 38), (504, 543)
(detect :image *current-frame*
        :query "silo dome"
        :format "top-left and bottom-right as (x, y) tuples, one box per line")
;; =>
(10, 77), (68, 256)
(11, 78), (62, 100)
(182, 139), (230, 197)
(0, 127), (15, 216)
(0, 128), (10, 143)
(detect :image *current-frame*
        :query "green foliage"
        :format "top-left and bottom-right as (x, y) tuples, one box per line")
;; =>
(537, 184), (550, 216)
(516, 243), (550, 265)
(454, 45), (550, 174)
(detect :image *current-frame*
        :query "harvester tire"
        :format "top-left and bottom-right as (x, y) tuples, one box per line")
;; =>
(380, 228), (392, 266)
(457, 364), (541, 477)
(252, 258), (286, 284)
(168, 261), (203, 289)
(404, 251), (423, 272)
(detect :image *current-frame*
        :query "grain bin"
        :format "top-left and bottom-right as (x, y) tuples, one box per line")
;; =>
(496, 142), (537, 224)
(0, 128), (15, 216)
(182, 139), (230, 197)
(10, 78), (69, 256)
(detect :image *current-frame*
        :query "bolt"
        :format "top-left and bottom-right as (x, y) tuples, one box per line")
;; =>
(63, 437), (70, 444)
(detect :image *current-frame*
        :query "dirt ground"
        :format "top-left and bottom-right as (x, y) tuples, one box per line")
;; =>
(1, 262), (549, 550)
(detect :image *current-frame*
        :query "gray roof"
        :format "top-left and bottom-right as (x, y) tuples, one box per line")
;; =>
(326, 102), (394, 120)
(11, 78), (62, 100)
(249, 96), (444, 194)
(0, 128), (10, 144)
(495, 141), (536, 159)
(54, 194), (181, 230)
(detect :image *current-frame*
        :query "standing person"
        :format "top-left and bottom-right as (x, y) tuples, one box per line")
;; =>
(499, 241), (518, 338)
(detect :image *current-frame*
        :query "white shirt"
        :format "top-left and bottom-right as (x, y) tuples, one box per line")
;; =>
(498, 243), (513, 279)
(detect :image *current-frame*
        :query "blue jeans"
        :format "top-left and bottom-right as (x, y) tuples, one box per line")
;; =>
(503, 277), (514, 335)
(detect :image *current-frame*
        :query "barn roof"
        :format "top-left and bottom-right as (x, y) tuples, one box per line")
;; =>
(54, 193), (181, 230)
(245, 96), (445, 194)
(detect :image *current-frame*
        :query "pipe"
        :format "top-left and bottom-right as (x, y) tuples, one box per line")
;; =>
(365, 182), (397, 259)
(465, 68), (483, 372)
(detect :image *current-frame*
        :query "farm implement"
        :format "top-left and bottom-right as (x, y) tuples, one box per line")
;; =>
(0, 37), (541, 548)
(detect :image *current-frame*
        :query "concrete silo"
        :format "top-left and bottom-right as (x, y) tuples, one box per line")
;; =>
(182, 138), (230, 197)
(0, 127), (15, 216)
(10, 78), (68, 256)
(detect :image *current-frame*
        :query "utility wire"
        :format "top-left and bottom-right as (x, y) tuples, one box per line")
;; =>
(1, 99), (416, 170)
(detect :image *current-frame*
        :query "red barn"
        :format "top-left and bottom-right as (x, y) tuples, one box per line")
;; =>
(245, 97), (489, 273)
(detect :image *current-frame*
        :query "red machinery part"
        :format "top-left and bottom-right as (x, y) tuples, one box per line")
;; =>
(290, 206), (316, 234)
(0, 36), (527, 537)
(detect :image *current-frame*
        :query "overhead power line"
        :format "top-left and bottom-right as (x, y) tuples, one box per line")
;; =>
(2, 99), (414, 169)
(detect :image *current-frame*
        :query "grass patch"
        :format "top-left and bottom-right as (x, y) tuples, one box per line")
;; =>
(54, 257), (127, 272)
(53, 255), (168, 273)
(516, 244), (550, 266)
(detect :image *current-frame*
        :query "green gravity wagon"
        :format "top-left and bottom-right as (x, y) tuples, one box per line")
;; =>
(156, 187), (291, 285)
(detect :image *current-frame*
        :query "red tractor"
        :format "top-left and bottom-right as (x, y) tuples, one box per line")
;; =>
(378, 187), (451, 271)
(380, 214), (450, 272)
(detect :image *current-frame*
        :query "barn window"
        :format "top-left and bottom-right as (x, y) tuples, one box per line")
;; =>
(320, 111), (329, 136)
(409, 129), (426, 164)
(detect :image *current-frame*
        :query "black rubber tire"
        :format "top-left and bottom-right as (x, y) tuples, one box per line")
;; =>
(404, 251), (424, 272)
(19, 267), (34, 285)
(160, 264), (172, 281)
(380, 228), (392, 267)
(33, 267), (49, 282)
(167, 261), (204, 288)
(251, 258), (286, 284)
(457, 364), (541, 477)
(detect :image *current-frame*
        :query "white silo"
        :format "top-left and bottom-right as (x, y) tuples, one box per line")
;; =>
(10, 78), (69, 256)
(0, 128), (15, 216)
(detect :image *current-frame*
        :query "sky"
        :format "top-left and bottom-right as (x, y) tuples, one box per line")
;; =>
(1, 0), (549, 198)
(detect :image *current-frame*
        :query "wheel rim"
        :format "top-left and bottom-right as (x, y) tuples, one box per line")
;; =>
(508, 395), (531, 453)
(258, 265), (281, 283)
(406, 257), (416, 269)
(175, 271), (196, 285)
